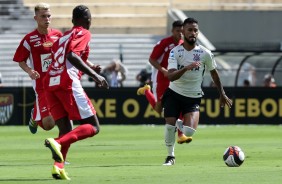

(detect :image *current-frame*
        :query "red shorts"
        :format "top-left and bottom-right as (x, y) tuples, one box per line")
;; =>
(153, 80), (169, 102)
(33, 89), (51, 121)
(45, 87), (96, 121)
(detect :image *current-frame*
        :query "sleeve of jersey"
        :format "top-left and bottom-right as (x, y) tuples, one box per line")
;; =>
(13, 37), (30, 63)
(205, 51), (217, 71)
(167, 48), (178, 70)
(68, 30), (91, 57)
(149, 40), (165, 60)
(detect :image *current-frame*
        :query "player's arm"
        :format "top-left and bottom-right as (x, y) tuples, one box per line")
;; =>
(167, 62), (201, 81)
(210, 69), (232, 108)
(85, 60), (101, 74)
(18, 61), (40, 80)
(66, 52), (108, 88)
(149, 58), (168, 77)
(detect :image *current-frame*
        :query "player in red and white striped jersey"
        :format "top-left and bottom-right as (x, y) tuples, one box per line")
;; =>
(13, 3), (62, 134)
(43, 5), (108, 180)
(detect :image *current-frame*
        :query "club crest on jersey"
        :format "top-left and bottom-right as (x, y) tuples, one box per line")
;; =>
(0, 94), (13, 125)
(43, 41), (53, 47)
(193, 54), (200, 61)
(34, 41), (41, 47)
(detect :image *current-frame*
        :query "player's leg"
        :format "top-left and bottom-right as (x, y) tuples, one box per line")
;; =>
(182, 111), (199, 137)
(28, 106), (38, 134)
(181, 97), (201, 138)
(39, 91), (56, 130)
(162, 88), (179, 166)
(44, 90), (71, 180)
(51, 117), (72, 180)
(46, 87), (99, 161)
(137, 84), (158, 110)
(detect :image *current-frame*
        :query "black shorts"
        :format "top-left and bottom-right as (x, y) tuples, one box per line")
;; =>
(162, 88), (201, 119)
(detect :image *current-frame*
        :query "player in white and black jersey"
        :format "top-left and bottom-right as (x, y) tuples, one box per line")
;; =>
(162, 17), (233, 166)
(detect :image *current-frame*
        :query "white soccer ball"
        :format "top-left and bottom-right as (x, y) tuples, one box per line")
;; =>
(223, 146), (245, 167)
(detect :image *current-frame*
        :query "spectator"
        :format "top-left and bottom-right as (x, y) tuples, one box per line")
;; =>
(238, 62), (256, 86)
(263, 74), (277, 87)
(136, 62), (152, 87)
(243, 79), (250, 87)
(101, 59), (128, 87)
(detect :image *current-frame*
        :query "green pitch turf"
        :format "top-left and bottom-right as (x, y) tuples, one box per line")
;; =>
(0, 125), (281, 184)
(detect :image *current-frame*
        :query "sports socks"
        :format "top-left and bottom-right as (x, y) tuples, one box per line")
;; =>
(145, 90), (156, 108)
(183, 126), (196, 137)
(56, 124), (96, 147)
(164, 124), (176, 156)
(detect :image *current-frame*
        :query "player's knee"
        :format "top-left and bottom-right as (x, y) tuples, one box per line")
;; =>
(183, 126), (196, 137)
(42, 117), (55, 131)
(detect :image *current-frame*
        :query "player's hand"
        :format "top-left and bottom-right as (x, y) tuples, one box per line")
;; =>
(95, 75), (109, 89)
(220, 94), (232, 108)
(28, 70), (40, 80)
(90, 65), (101, 74)
(185, 61), (201, 71)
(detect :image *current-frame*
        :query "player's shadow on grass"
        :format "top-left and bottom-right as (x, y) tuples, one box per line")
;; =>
(73, 164), (159, 168)
(0, 179), (52, 181)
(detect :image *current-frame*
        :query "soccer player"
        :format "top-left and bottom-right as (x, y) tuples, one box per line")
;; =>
(162, 17), (232, 165)
(13, 3), (62, 134)
(43, 5), (108, 180)
(137, 20), (191, 144)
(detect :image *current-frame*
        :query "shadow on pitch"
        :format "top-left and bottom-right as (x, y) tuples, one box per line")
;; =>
(72, 164), (159, 168)
(0, 179), (52, 181)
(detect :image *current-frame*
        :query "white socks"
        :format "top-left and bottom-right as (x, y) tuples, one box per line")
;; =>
(183, 125), (196, 137)
(176, 119), (196, 137)
(164, 124), (176, 157)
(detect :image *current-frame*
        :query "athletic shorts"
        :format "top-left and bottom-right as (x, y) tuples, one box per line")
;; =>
(162, 88), (201, 118)
(33, 89), (51, 121)
(45, 87), (96, 121)
(153, 80), (169, 102)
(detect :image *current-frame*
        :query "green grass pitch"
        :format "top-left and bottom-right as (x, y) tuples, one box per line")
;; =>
(0, 125), (281, 184)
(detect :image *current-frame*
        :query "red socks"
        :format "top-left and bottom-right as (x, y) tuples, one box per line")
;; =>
(145, 90), (156, 108)
(57, 124), (96, 147)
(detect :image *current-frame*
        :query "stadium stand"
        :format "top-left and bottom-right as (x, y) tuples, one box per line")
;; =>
(1, 0), (282, 87)
(0, 33), (162, 87)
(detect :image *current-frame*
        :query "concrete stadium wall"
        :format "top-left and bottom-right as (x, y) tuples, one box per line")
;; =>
(182, 11), (282, 50)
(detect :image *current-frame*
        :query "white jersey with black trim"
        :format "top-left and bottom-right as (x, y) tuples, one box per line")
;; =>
(168, 44), (217, 98)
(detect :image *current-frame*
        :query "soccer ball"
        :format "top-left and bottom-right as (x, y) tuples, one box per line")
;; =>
(223, 146), (245, 167)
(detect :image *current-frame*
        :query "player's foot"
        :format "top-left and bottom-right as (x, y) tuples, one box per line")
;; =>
(163, 156), (175, 166)
(137, 84), (151, 95)
(64, 161), (71, 165)
(51, 165), (71, 180)
(28, 108), (38, 134)
(45, 138), (64, 163)
(177, 134), (193, 144)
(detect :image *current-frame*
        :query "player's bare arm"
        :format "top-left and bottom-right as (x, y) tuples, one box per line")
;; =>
(86, 60), (101, 74)
(210, 69), (232, 108)
(149, 58), (168, 77)
(18, 61), (40, 80)
(167, 61), (201, 81)
(66, 52), (109, 89)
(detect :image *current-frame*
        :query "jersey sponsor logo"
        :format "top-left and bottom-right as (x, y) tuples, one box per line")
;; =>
(40, 53), (52, 72)
(30, 35), (38, 39)
(169, 50), (175, 59)
(30, 38), (41, 42)
(49, 75), (61, 86)
(34, 41), (41, 47)
(0, 94), (13, 125)
(193, 50), (203, 53)
(43, 41), (53, 47)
